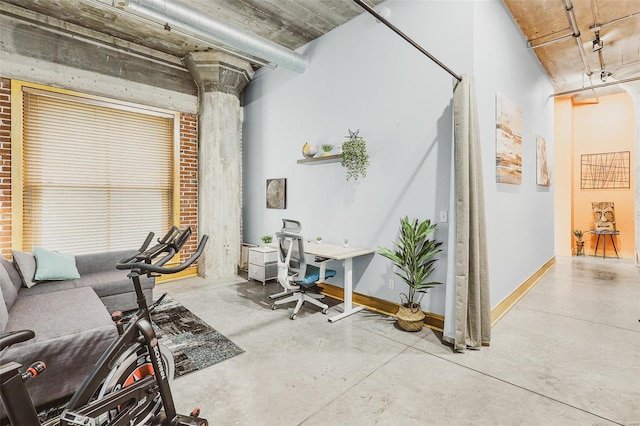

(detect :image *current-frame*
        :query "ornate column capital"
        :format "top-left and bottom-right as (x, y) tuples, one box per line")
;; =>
(185, 51), (255, 96)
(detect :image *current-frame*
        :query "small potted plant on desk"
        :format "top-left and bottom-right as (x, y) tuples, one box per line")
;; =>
(573, 230), (587, 256)
(379, 217), (443, 332)
(260, 234), (273, 246)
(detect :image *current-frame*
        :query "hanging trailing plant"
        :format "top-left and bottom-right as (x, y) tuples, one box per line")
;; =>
(341, 129), (370, 181)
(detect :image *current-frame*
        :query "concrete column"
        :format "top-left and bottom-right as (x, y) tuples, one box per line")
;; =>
(185, 51), (254, 278)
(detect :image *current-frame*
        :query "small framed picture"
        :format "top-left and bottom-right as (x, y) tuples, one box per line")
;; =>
(266, 178), (286, 209)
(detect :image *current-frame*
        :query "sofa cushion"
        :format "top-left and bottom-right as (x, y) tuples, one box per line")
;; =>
(75, 249), (136, 275)
(33, 247), (81, 281)
(12, 250), (37, 288)
(4, 287), (117, 408)
(0, 260), (18, 311)
(1, 257), (25, 297)
(18, 270), (154, 299)
(0, 286), (7, 333)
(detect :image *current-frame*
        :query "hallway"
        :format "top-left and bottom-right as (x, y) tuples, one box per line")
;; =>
(161, 256), (639, 425)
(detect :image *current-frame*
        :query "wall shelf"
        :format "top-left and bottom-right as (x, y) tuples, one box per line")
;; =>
(297, 154), (342, 164)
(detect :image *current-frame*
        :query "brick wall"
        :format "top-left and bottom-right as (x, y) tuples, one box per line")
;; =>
(0, 77), (199, 262)
(179, 112), (198, 259)
(0, 78), (11, 259)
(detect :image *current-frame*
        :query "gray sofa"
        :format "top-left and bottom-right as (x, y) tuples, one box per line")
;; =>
(0, 249), (155, 411)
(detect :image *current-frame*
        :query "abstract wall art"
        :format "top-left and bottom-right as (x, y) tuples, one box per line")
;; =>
(266, 178), (286, 209)
(496, 93), (522, 185)
(536, 136), (551, 186)
(580, 151), (630, 189)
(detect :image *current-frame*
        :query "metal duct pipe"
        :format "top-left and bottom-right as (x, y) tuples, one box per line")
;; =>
(562, 0), (593, 77)
(121, 0), (308, 73)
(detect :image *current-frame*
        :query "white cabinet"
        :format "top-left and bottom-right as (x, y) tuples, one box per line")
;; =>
(248, 246), (277, 285)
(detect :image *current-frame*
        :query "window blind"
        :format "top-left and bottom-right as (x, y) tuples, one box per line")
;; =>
(21, 88), (175, 254)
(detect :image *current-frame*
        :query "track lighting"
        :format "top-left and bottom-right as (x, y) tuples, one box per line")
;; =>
(592, 38), (603, 52)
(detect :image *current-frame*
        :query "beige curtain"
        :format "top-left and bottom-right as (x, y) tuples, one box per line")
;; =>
(447, 74), (491, 351)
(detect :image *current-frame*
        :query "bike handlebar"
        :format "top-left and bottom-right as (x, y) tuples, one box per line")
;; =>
(116, 227), (208, 276)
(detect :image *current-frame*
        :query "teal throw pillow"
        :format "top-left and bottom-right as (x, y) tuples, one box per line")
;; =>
(33, 247), (81, 282)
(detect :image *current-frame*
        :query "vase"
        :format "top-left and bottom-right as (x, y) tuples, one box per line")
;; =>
(575, 240), (584, 256)
(302, 143), (317, 158)
(396, 303), (425, 332)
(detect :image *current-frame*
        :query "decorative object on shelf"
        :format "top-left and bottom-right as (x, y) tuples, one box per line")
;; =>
(336, 145), (342, 154)
(378, 217), (443, 332)
(316, 236), (323, 244)
(321, 144), (334, 156)
(573, 229), (587, 256)
(260, 234), (272, 245)
(302, 142), (317, 158)
(496, 93), (522, 185)
(341, 129), (370, 181)
(343, 238), (349, 248)
(266, 178), (286, 209)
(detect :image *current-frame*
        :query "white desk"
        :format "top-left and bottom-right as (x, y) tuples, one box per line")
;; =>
(303, 242), (375, 323)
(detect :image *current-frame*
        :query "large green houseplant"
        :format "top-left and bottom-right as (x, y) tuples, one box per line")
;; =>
(379, 216), (443, 331)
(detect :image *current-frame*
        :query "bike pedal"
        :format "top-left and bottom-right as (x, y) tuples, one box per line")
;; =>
(173, 414), (208, 426)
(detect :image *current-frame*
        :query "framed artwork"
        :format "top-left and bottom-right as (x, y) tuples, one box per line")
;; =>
(536, 136), (551, 186)
(495, 93), (522, 185)
(580, 151), (630, 189)
(266, 178), (286, 209)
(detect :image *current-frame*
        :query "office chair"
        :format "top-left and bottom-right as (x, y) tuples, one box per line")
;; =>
(269, 219), (336, 320)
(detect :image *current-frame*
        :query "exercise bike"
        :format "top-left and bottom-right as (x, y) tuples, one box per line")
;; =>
(0, 227), (209, 426)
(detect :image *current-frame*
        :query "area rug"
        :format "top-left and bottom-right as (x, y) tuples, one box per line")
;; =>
(32, 296), (242, 423)
(149, 295), (244, 377)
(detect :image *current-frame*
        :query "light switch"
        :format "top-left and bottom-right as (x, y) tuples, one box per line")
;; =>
(439, 211), (448, 223)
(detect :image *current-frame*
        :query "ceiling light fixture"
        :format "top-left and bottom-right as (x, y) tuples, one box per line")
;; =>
(592, 30), (603, 52)
(592, 38), (603, 52)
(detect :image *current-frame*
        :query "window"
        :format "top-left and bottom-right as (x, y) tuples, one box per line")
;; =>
(13, 82), (179, 254)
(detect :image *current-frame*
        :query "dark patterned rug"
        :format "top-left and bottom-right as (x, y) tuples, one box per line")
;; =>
(31, 296), (243, 423)
(150, 295), (244, 377)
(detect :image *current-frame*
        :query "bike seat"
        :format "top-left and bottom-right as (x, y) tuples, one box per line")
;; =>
(0, 330), (35, 352)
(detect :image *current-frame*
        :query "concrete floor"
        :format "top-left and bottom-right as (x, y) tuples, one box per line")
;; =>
(159, 256), (639, 425)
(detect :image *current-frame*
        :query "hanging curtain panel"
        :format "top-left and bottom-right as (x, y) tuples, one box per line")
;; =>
(21, 87), (176, 254)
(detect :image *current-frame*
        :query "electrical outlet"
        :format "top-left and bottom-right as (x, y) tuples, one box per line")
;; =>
(389, 279), (394, 290)
(439, 210), (448, 223)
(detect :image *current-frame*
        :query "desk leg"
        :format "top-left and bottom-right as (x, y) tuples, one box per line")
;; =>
(328, 257), (365, 323)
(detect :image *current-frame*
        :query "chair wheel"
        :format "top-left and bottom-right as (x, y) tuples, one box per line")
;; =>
(271, 304), (277, 310)
(322, 308), (328, 314)
(289, 313), (297, 320)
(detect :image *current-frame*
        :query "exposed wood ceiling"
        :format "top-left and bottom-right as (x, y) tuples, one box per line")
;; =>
(504, 0), (640, 98)
(1, 0), (638, 98)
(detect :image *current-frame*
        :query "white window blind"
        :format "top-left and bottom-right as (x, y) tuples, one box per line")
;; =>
(21, 88), (175, 254)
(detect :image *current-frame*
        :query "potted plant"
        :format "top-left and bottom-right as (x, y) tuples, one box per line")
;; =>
(260, 234), (273, 245)
(321, 144), (334, 156)
(316, 236), (323, 244)
(341, 129), (370, 181)
(573, 229), (587, 256)
(379, 217), (443, 332)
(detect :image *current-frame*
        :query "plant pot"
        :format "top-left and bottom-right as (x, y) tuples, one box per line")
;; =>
(396, 303), (425, 332)
(575, 240), (584, 256)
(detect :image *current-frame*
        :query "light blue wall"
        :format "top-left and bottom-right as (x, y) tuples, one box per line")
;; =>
(472, 1), (555, 307)
(242, 0), (554, 316)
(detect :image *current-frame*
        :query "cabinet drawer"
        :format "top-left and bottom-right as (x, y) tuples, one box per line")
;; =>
(264, 262), (277, 280)
(248, 248), (278, 265)
(248, 263), (264, 281)
(264, 250), (278, 263)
